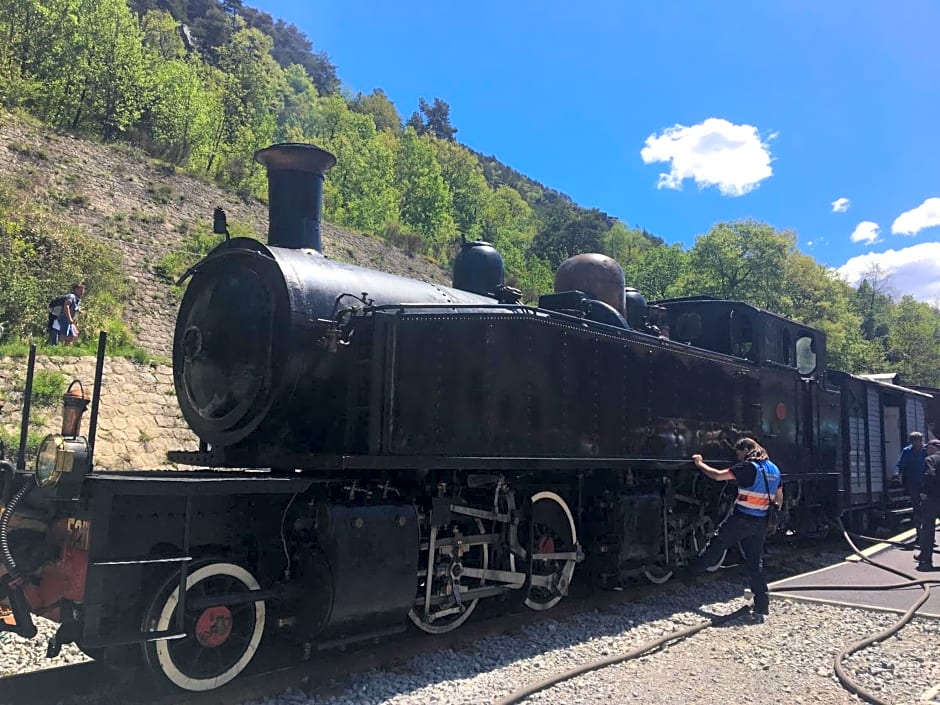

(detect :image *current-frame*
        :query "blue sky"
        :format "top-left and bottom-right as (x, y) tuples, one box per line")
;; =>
(253, 1), (940, 302)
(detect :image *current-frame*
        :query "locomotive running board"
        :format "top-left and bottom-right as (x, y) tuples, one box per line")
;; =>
(166, 450), (728, 472)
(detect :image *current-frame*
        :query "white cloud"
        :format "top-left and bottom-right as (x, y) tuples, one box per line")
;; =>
(639, 118), (774, 197)
(850, 221), (881, 245)
(831, 197), (850, 213)
(837, 241), (940, 303)
(891, 197), (940, 235)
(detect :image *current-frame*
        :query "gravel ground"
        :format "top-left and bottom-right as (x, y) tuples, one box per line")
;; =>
(3, 549), (938, 705)
(253, 553), (940, 705)
(0, 616), (89, 677)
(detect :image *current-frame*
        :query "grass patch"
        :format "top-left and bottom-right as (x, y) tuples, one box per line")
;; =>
(20, 369), (67, 406)
(146, 183), (175, 204)
(0, 341), (170, 366)
(0, 427), (46, 463)
(49, 188), (90, 208)
(7, 141), (49, 161)
(129, 209), (164, 225)
(382, 224), (426, 257)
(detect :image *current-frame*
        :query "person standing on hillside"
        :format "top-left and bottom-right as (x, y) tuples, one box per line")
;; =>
(680, 437), (783, 623)
(47, 282), (85, 346)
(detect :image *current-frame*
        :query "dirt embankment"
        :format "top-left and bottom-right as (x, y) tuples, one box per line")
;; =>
(0, 111), (452, 358)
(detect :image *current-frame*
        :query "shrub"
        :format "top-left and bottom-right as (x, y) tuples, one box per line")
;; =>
(382, 223), (425, 257)
(0, 427), (46, 464)
(20, 370), (67, 407)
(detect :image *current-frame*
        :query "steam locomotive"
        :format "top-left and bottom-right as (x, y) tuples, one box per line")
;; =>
(0, 143), (929, 692)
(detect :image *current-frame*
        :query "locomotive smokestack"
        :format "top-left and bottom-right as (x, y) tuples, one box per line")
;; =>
(254, 143), (336, 252)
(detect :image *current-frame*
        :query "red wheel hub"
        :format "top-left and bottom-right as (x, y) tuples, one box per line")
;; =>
(195, 606), (233, 648)
(536, 535), (555, 554)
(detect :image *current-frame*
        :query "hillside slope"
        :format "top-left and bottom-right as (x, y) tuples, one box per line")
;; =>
(0, 112), (453, 357)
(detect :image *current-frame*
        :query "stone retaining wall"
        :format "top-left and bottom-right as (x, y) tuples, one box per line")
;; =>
(0, 355), (198, 470)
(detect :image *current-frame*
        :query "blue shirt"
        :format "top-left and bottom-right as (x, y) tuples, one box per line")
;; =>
(895, 444), (926, 486)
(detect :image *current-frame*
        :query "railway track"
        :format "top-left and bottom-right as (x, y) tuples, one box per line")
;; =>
(0, 538), (844, 705)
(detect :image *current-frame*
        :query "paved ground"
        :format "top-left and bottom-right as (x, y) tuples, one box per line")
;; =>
(770, 524), (940, 618)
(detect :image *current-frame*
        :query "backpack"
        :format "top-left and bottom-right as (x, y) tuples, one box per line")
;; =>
(48, 295), (68, 317)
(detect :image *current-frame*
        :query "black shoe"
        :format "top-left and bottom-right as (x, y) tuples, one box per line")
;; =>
(917, 562), (934, 572)
(900, 544), (916, 551)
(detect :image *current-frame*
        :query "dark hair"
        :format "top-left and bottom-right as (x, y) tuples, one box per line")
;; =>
(910, 432), (924, 443)
(734, 437), (768, 461)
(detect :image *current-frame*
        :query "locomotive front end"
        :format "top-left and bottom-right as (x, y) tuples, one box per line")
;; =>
(173, 143), (497, 459)
(1, 366), (95, 645)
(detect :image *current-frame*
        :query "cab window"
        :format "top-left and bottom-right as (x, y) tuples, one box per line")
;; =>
(796, 335), (817, 375)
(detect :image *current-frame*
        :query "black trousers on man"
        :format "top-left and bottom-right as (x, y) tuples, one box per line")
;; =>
(906, 481), (923, 541)
(919, 497), (940, 567)
(686, 512), (770, 614)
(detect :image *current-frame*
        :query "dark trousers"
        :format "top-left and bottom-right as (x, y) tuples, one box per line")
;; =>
(688, 512), (770, 613)
(906, 482), (923, 538)
(920, 497), (940, 565)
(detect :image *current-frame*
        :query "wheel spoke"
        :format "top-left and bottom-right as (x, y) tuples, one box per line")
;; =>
(409, 514), (488, 634)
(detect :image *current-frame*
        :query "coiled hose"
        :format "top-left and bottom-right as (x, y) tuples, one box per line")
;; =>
(494, 518), (937, 705)
(0, 478), (31, 576)
(827, 522), (934, 705)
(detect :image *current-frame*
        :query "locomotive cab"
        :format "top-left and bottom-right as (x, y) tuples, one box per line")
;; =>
(656, 296), (826, 376)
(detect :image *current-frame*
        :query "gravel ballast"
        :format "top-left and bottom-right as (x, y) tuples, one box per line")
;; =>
(3, 550), (938, 705)
(254, 561), (940, 705)
(0, 616), (89, 677)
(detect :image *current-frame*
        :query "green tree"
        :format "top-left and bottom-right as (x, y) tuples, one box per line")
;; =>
(145, 56), (222, 165)
(409, 97), (458, 141)
(779, 253), (880, 372)
(603, 221), (653, 267)
(0, 0), (52, 106)
(395, 127), (455, 256)
(33, 0), (150, 139)
(532, 207), (610, 269)
(277, 63), (320, 141)
(628, 244), (690, 301)
(187, 0), (234, 61)
(310, 95), (398, 232)
(484, 185), (536, 245)
(434, 139), (492, 241)
(851, 265), (895, 347)
(350, 88), (401, 132)
(140, 8), (185, 61)
(684, 219), (795, 308)
(271, 19), (337, 95)
(886, 297), (940, 386)
(208, 26), (283, 192)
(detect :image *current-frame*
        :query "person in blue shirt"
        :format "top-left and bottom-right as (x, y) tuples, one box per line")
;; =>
(894, 432), (926, 541)
(680, 437), (783, 623)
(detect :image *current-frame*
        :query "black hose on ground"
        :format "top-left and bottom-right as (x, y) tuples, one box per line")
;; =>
(822, 520), (932, 705)
(493, 518), (935, 705)
(847, 529), (939, 555)
(491, 604), (752, 705)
